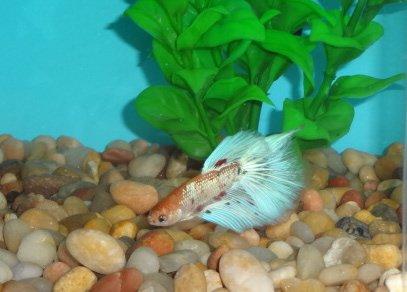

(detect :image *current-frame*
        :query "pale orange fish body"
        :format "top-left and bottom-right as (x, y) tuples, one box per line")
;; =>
(148, 162), (240, 226)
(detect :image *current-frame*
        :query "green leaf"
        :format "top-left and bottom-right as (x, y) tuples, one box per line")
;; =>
(172, 68), (218, 94)
(310, 13), (363, 49)
(156, 0), (189, 18)
(326, 21), (384, 69)
(222, 40), (252, 67)
(172, 133), (213, 159)
(259, 9), (281, 24)
(330, 74), (406, 99)
(135, 86), (212, 159)
(125, 0), (177, 47)
(282, 98), (355, 149)
(176, 6), (229, 49)
(261, 29), (315, 88)
(341, 0), (354, 14)
(194, 0), (265, 47)
(152, 40), (183, 81)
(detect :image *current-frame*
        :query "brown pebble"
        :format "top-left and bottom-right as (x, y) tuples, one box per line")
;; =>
(1, 138), (25, 160)
(23, 174), (75, 197)
(207, 245), (230, 271)
(129, 230), (174, 257)
(365, 192), (385, 209)
(57, 241), (80, 267)
(102, 148), (134, 165)
(90, 268), (143, 292)
(301, 189), (324, 212)
(340, 190), (364, 209)
(328, 176), (350, 187)
(189, 223), (215, 240)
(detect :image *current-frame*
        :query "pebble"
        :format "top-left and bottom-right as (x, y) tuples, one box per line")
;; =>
(319, 190), (337, 209)
(341, 240), (366, 267)
(297, 244), (324, 279)
(174, 263), (206, 292)
(143, 272), (174, 292)
(204, 270), (222, 292)
(84, 215), (112, 234)
(369, 220), (401, 237)
(308, 165), (329, 189)
(126, 247), (160, 274)
(319, 264), (358, 286)
(0, 260), (13, 284)
(59, 212), (97, 232)
(101, 205), (136, 225)
(370, 203), (399, 222)
(164, 228), (193, 242)
(207, 245), (230, 270)
(53, 266), (97, 292)
(20, 208), (59, 231)
(102, 148), (134, 165)
(377, 179), (402, 194)
(335, 216), (370, 239)
(188, 223), (214, 240)
(301, 211), (335, 236)
(17, 230), (56, 268)
(0, 191), (6, 209)
(128, 154), (166, 178)
(3, 219), (31, 253)
(110, 180), (158, 214)
(138, 280), (167, 292)
(268, 241), (294, 259)
(174, 239), (210, 257)
(159, 250), (199, 273)
(35, 199), (68, 221)
(358, 263), (383, 284)
(245, 246), (277, 262)
(290, 221), (315, 243)
(323, 148), (347, 174)
(23, 174), (74, 198)
(266, 213), (298, 240)
(66, 229), (126, 274)
(303, 148), (328, 168)
(336, 202), (361, 218)
(1, 138), (25, 160)
(342, 149), (377, 174)
(269, 266), (296, 288)
(22, 277), (53, 292)
(89, 268), (143, 292)
(90, 188), (115, 213)
(354, 210), (377, 225)
(328, 176), (349, 187)
(11, 262), (43, 280)
(359, 165), (379, 183)
(43, 262), (71, 283)
(301, 189), (324, 211)
(341, 280), (370, 291)
(0, 248), (19, 268)
(219, 249), (274, 292)
(166, 153), (188, 179)
(365, 192), (386, 208)
(340, 190), (364, 208)
(240, 228), (260, 246)
(131, 230), (174, 256)
(370, 233), (402, 247)
(374, 156), (400, 180)
(63, 196), (88, 216)
(384, 272), (407, 292)
(208, 231), (250, 249)
(57, 241), (79, 267)
(363, 244), (402, 269)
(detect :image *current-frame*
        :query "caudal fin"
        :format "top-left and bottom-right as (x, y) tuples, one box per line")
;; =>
(199, 131), (303, 232)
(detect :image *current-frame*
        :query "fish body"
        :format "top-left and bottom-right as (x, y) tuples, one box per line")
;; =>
(148, 131), (303, 232)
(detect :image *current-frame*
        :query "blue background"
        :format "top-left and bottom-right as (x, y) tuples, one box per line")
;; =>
(0, 1), (406, 154)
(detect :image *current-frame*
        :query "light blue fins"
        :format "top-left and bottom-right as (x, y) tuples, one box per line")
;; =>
(199, 131), (303, 232)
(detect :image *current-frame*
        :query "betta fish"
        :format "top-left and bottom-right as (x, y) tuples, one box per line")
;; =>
(148, 131), (303, 232)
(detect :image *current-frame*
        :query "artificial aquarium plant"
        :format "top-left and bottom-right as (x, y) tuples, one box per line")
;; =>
(282, 0), (406, 150)
(125, 0), (329, 160)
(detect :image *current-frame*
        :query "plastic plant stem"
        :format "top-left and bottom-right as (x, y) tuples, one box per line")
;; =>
(307, 70), (336, 119)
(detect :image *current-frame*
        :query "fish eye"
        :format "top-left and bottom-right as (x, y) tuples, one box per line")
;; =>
(158, 215), (167, 223)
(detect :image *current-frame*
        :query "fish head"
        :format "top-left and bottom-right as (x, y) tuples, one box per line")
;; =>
(147, 206), (183, 226)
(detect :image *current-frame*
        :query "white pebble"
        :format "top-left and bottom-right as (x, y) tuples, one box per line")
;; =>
(0, 248), (19, 268)
(127, 247), (159, 274)
(318, 264), (358, 286)
(379, 268), (401, 286)
(0, 260), (13, 283)
(17, 230), (56, 268)
(385, 272), (407, 292)
(324, 237), (355, 267)
(11, 262), (43, 280)
(269, 266), (296, 288)
(268, 241), (293, 259)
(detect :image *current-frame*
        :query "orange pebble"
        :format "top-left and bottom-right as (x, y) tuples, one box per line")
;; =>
(301, 189), (324, 211)
(43, 261), (71, 283)
(340, 190), (364, 208)
(328, 176), (349, 187)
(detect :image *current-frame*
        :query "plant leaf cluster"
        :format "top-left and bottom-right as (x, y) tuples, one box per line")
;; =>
(282, 0), (406, 149)
(126, 0), (406, 159)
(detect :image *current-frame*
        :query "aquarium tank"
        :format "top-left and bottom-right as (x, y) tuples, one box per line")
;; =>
(0, 0), (406, 291)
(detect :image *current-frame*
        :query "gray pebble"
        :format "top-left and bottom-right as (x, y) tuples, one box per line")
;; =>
(159, 250), (199, 273)
(290, 221), (315, 243)
(245, 246), (277, 262)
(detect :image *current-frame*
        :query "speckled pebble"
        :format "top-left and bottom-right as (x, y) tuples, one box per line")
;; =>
(53, 266), (97, 292)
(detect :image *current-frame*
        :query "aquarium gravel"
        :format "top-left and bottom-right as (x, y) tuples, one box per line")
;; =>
(0, 134), (404, 291)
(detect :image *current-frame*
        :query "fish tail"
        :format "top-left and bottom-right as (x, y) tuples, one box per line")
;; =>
(238, 130), (303, 219)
